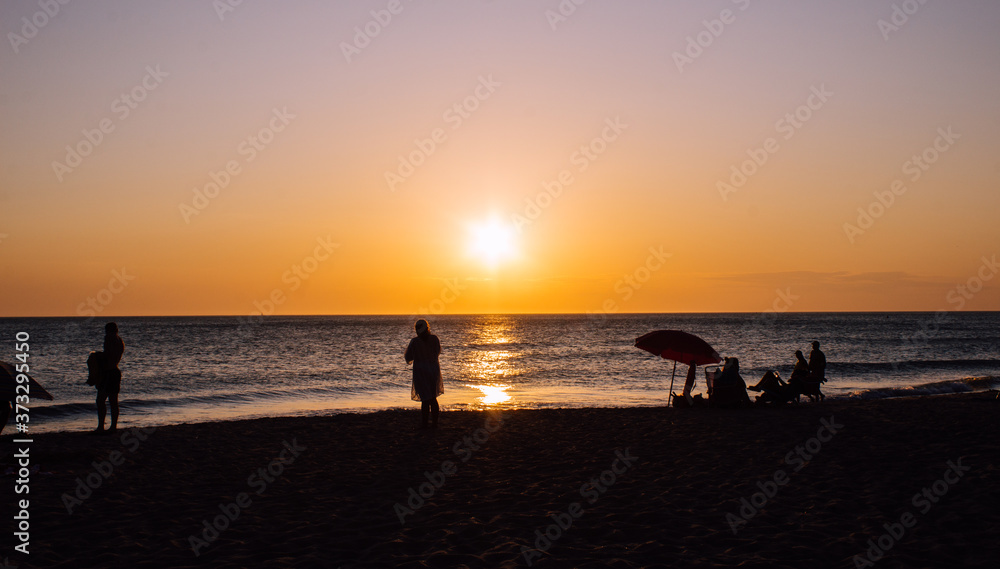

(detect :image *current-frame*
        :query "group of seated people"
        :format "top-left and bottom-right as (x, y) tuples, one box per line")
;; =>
(674, 341), (827, 408)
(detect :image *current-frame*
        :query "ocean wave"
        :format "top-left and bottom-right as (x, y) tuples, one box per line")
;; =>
(844, 376), (1000, 400)
(27, 383), (388, 419)
(836, 359), (1000, 369)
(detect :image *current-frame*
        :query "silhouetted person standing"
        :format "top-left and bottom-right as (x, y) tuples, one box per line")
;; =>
(809, 341), (827, 383)
(96, 322), (124, 434)
(405, 319), (444, 428)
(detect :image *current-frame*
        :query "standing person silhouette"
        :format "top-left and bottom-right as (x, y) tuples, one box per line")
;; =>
(405, 319), (444, 428)
(96, 322), (124, 434)
(809, 341), (827, 383)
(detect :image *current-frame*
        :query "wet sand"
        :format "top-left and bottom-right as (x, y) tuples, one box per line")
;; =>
(2, 391), (998, 568)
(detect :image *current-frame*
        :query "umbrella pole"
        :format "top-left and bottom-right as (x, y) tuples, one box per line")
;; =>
(667, 360), (677, 407)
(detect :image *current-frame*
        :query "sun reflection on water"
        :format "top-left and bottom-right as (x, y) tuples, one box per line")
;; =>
(462, 316), (520, 408)
(467, 383), (513, 404)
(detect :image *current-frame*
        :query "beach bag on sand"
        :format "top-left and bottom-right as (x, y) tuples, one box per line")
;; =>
(87, 351), (105, 387)
(672, 393), (707, 408)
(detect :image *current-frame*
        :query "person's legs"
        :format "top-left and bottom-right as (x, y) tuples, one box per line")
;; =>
(109, 394), (119, 431)
(96, 390), (107, 431)
(103, 368), (121, 432)
(420, 401), (430, 427)
(429, 398), (439, 426)
(683, 372), (695, 398)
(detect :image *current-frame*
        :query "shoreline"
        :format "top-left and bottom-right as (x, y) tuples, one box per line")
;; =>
(3, 391), (999, 568)
(18, 374), (1000, 435)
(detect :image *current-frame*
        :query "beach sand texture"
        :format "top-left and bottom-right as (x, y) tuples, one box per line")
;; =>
(3, 392), (998, 568)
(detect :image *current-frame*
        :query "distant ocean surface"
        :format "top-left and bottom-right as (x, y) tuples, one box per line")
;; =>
(2, 313), (998, 433)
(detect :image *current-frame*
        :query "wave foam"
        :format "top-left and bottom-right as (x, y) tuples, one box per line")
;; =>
(844, 376), (1000, 400)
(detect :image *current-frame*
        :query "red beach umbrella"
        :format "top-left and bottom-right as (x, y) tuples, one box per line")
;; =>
(634, 330), (722, 406)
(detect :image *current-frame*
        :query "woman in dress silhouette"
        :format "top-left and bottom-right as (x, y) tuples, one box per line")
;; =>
(405, 319), (444, 428)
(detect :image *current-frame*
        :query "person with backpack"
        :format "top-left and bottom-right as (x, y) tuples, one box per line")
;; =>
(95, 322), (124, 434)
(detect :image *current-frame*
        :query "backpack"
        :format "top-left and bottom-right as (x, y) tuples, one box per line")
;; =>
(87, 351), (105, 386)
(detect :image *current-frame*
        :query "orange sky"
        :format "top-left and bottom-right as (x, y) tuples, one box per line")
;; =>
(1, 1), (998, 317)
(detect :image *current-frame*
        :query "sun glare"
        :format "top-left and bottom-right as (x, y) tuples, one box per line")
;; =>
(468, 217), (518, 268)
(468, 384), (513, 405)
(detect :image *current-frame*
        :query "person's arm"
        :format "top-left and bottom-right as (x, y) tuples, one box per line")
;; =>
(405, 340), (414, 364)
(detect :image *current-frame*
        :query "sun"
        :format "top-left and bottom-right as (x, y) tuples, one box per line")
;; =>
(467, 216), (518, 269)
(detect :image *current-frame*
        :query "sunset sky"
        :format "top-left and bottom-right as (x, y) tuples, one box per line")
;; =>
(2, 0), (998, 317)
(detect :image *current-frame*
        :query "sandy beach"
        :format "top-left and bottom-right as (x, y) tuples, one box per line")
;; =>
(3, 391), (998, 568)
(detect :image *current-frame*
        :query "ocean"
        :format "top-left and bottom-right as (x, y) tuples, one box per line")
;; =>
(2, 313), (998, 433)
